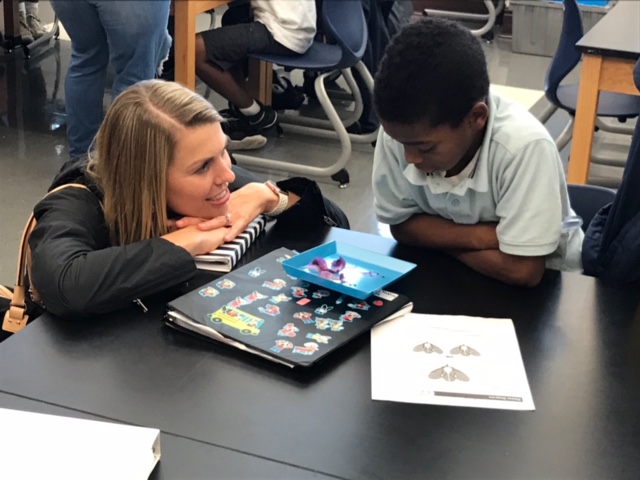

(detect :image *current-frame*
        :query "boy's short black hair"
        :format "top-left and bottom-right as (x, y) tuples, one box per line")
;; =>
(374, 17), (490, 128)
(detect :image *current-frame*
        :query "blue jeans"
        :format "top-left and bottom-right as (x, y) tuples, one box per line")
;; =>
(51, 0), (172, 158)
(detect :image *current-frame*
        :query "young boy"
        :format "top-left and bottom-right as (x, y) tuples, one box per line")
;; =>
(195, 0), (316, 140)
(372, 18), (583, 287)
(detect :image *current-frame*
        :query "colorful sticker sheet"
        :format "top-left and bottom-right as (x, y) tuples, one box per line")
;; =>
(167, 247), (411, 367)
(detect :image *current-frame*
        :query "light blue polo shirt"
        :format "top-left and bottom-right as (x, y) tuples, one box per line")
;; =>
(372, 93), (583, 272)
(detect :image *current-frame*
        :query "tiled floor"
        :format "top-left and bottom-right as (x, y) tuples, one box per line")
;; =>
(0, 3), (634, 285)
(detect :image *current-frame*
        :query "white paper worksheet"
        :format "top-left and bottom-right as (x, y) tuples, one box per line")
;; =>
(371, 314), (535, 410)
(0, 408), (161, 480)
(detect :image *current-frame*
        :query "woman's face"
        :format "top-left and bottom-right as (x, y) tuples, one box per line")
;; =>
(167, 122), (236, 219)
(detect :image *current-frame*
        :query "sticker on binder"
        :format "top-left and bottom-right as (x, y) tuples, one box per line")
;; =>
(248, 266), (267, 278)
(227, 296), (249, 308)
(277, 323), (299, 337)
(270, 293), (292, 304)
(198, 286), (219, 298)
(314, 304), (333, 315)
(373, 289), (398, 301)
(315, 318), (330, 330)
(339, 311), (361, 322)
(276, 254), (292, 263)
(258, 304), (280, 316)
(244, 290), (267, 303)
(216, 279), (236, 289)
(293, 342), (319, 355)
(347, 300), (370, 311)
(306, 333), (331, 344)
(329, 320), (344, 332)
(270, 339), (294, 353)
(293, 312), (314, 324)
(291, 286), (308, 298)
(263, 278), (287, 290)
(208, 306), (263, 336)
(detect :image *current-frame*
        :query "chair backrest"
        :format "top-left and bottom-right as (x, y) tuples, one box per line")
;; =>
(544, 0), (584, 107)
(322, 0), (368, 69)
(567, 183), (616, 231)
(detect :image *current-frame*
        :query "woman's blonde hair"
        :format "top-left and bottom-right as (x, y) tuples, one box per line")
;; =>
(87, 80), (223, 246)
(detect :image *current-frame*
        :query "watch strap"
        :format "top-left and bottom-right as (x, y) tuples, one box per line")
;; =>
(264, 181), (288, 217)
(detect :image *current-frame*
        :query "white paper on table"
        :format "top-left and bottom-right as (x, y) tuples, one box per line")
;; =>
(371, 313), (535, 410)
(0, 408), (161, 480)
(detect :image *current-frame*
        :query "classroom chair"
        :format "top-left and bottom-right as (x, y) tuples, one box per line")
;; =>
(422, 0), (505, 41)
(540, 0), (640, 152)
(567, 183), (616, 231)
(232, 0), (376, 188)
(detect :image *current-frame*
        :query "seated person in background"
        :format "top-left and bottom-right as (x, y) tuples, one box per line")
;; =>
(194, 0), (316, 140)
(29, 80), (348, 319)
(372, 18), (583, 287)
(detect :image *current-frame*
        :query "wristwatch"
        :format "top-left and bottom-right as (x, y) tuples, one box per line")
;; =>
(264, 181), (289, 217)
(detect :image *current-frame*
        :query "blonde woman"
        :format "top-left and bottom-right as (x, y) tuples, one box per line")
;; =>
(28, 80), (348, 319)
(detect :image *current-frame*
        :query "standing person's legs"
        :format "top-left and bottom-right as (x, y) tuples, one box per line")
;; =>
(25, 0), (47, 39)
(94, 0), (171, 99)
(18, 1), (34, 44)
(51, 0), (109, 158)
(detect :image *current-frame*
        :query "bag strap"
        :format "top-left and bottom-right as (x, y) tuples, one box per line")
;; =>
(2, 183), (91, 334)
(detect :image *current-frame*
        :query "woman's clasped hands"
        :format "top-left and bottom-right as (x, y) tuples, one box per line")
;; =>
(165, 182), (293, 256)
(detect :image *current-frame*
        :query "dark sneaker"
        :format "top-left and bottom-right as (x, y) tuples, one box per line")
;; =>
(27, 13), (48, 40)
(19, 13), (34, 45)
(220, 103), (277, 140)
(242, 104), (277, 131)
(220, 116), (249, 141)
(272, 75), (305, 111)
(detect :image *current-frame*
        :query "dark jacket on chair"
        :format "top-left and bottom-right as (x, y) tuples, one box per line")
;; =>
(582, 58), (640, 284)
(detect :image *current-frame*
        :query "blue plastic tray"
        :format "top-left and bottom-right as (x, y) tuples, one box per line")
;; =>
(281, 241), (416, 300)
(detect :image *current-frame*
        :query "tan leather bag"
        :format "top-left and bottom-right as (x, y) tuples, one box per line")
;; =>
(1, 183), (90, 335)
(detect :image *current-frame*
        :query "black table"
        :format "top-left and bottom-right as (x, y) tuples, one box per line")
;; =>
(576, 1), (640, 61)
(567, 0), (640, 184)
(1, 226), (640, 479)
(0, 393), (328, 479)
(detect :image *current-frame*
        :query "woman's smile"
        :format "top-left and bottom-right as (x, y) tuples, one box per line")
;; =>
(207, 187), (230, 205)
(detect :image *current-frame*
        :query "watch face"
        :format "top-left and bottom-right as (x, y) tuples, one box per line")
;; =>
(264, 181), (288, 217)
(266, 180), (281, 194)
